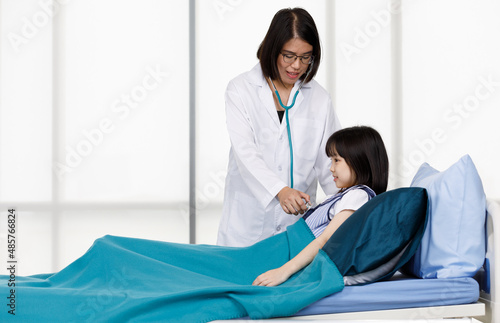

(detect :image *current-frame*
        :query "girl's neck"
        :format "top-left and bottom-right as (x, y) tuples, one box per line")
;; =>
(338, 184), (361, 193)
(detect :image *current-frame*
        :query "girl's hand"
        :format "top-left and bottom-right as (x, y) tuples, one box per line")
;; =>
(277, 187), (310, 215)
(252, 267), (291, 287)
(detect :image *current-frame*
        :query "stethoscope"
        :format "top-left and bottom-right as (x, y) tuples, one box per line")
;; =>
(269, 60), (314, 189)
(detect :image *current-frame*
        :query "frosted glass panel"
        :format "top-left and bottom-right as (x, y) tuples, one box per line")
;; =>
(0, 0), (191, 274)
(58, 0), (189, 203)
(401, 0), (500, 198)
(0, 0), (53, 202)
(335, 0), (393, 177)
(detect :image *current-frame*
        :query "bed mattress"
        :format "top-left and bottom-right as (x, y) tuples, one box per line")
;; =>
(294, 272), (480, 317)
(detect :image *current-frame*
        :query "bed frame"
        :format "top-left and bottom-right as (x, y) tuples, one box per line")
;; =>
(477, 199), (500, 323)
(273, 199), (499, 322)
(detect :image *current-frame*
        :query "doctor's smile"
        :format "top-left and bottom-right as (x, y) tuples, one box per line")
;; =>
(277, 39), (313, 88)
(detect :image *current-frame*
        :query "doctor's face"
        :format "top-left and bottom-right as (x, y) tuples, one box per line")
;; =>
(276, 38), (313, 89)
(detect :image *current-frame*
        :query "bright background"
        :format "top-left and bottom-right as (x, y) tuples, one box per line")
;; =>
(1, 0), (499, 275)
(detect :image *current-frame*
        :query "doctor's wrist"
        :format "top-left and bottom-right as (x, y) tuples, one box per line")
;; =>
(276, 186), (291, 201)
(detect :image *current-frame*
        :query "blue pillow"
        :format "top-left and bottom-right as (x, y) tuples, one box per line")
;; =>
(403, 154), (486, 278)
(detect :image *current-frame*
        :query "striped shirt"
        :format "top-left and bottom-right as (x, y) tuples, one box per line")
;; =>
(304, 185), (376, 237)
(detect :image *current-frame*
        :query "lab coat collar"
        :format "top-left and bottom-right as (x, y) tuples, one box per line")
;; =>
(251, 63), (310, 129)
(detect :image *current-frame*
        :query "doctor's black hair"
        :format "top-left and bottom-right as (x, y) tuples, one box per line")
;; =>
(257, 7), (321, 84)
(325, 126), (389, 195)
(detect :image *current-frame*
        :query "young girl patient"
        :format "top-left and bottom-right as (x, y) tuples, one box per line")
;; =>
(0, 126), (391, 322)
(253, 125), (389, 286)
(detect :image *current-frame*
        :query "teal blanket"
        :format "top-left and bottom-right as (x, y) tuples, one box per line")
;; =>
(1, 220), (343, 322)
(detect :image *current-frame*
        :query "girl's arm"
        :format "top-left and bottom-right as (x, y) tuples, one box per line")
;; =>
(252, 209), (354, 286)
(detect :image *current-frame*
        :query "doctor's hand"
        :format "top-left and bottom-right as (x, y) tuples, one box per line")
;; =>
(277, 187), (310, 215)
(252, 267), (291, 287)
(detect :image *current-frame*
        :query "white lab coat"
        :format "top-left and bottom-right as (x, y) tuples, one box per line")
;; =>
(217, 64), (341, 247)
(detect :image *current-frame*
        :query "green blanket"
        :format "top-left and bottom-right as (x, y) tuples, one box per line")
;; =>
(0, 219), (343, 322)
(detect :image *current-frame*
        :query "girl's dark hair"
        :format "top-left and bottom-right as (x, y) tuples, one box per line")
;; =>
(325, 126), (389, 195)
(257, 7), (321, 84)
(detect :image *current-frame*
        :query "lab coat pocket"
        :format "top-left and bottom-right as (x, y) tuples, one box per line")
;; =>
(228, 191), (266, 245)
(292, 117), (323, 163)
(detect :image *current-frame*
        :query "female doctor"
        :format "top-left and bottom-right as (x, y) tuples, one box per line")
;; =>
(217, 8), (341, 247)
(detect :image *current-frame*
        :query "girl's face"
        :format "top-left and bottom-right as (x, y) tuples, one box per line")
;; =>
(330, 151), (356, 189)
(276, 38), (313, 88)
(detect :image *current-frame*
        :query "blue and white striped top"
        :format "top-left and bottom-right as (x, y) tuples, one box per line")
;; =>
(304, 185), (376, 237)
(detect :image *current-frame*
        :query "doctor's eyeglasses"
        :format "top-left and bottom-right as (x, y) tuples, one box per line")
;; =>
(280, 53), (314, 65)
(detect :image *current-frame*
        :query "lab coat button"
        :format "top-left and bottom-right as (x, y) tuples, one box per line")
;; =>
(276, 226), (282, 231)
(277, 166), (282, 171)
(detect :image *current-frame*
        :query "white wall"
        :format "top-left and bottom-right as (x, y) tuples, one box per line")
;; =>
(0, 0), (499, 275)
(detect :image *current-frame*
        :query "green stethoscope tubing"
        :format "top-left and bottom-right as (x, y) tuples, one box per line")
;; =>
(269, 79), (304, 189)
(269, 59), (314, 190)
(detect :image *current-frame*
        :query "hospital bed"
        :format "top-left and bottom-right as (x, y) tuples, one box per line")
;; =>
(291, 199), (497, 322)
(215, 198), (498, 323)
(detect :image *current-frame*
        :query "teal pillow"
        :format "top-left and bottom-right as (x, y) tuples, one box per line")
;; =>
(322, 187), (429, 284)
(404, 155), (486, 278)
